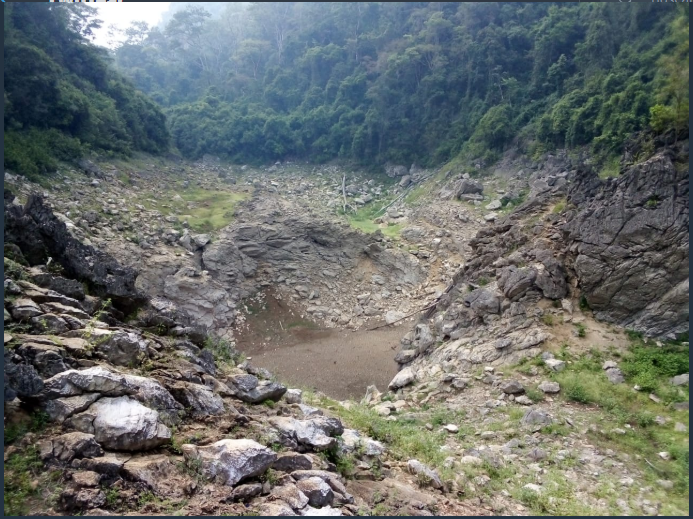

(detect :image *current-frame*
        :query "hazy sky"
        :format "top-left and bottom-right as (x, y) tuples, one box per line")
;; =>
(89, 2), (171, 48)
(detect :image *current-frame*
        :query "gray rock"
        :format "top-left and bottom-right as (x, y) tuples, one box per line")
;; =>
(605, 367), (625, 384)
(39, 432), (103, 463)
(225, 373), (287, 403)
(538, 381), (560, 394)
(270, 416), (344, 451)
(388, 367), (416, 390)
(285, 389), (303, 404)
(273, 452), (313, 472)
(166, 382), (225, 417)
(296, 477), (334, 507)
(192, 234), (211, 249)
(271, 484), (309, 509)
(43, 393), (101, 422)
(122, 454), (194, 499)
(671, 373), (689, 386)
(520, 408), (553, 426)
(301, 505), (343, 516)
(226, 482), (263, 502)
(501, 380), (525, 394)
(463, 288), (500, 315)
(181, 439), (276, 486)
(456, 179), (484, 197)
(563, 153), (688, 337)
(97, 331), (149, 366)
(9, 298), (43, 320)
(407, 459), (443, 489)
(602, 361), (619, 370)
(68, 396), (171, 451)
(498, 266), (537, 301)
(71, 452), (131, 476)
(486, 200), (502, 210)
(339, 429), (385, 457)
(30, 313), (69, 334)
(5, 355), (44, 400)
(533, 250), (568, 300)
(544, 358), (566, 372)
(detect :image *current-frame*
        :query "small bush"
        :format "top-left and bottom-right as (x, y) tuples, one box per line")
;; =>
(574, 323), (587, 338)
(541, 314), (554, 326)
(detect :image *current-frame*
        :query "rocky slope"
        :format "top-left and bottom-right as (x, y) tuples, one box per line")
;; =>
(4, 138), (689, 516)
(3, 196), (487, 516)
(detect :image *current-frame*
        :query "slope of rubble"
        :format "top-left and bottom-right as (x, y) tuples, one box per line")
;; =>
(3, 136), (689, 517)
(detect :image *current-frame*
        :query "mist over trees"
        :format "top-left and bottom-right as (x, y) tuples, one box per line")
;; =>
(3, 3), (169, 177)
(2, 2), (688, 177)
(113, 2), (688, 166)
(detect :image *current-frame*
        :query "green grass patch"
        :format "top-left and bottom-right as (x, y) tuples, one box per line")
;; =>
(141, 187), (249, 233)
(4, 447), (43, 516)
(598, 156), (621, 180)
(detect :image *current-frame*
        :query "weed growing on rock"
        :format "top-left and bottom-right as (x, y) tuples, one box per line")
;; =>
(4, 447), (43, 516)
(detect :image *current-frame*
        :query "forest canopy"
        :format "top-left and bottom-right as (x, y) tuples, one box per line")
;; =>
(3, 3), (169, 177)
(2, 3), (689, 175)
(112, 2), (688, 166)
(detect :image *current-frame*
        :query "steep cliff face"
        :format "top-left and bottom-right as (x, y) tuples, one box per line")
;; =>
(399, 142), (688, 377)
(563, 150), (689, 337)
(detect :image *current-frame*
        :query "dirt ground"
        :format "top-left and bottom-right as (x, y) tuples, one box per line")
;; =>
(235, 290), (404, 400)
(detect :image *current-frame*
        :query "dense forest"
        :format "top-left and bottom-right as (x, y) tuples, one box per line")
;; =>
(113, 2), (688, 166)
(3, 3), (169, 178)
(2, 3), (689, 175)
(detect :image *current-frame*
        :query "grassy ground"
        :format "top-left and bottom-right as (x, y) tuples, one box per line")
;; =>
(140, 186), (249, 233)
(344, 198), (404, 239)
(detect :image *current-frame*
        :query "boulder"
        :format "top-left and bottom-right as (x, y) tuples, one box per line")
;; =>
(96, 331), (149, 366)
(269, 416), (344, 451)
(296, 477), (334, 507)
(225, 373), (287, 404)
(39, 432), (103, 463)
(605, 367), (625, 384)
(533, 250), (568, 300)
(411, 324), (435, 355)
(520, 408), (553, 426)
(273, 452), (313, 472)
(498, 266), (537, 301)
(544, 358), (565, 372)
(456, 179), (483, 197)
(339, 429), (385, 457)
(284, 389), (303, 404)
(4, 355), (44, 400)
(226, 482), (263, 502)
(68, 396), (171, 451)
(44, 393), (101, 422)
(671, 373), (689, 386)
(271, 484), (309, 510)
(537, 381), (560, 394)
(500, 380), (525, 395)
(463, 288), (500, 315)
(9, 298), (43, 320)
(407, 460), (443, 489)
(181, 439), (276, 486)
(166, 381), (224, 417)
(30, 313), (69, 334)
(122, 454), (194, 499)
(388, 367), (416, 390)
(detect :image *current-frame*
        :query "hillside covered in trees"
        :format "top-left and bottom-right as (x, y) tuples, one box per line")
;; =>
(3, 3), (169, 178)
(113, 2), (689, 166)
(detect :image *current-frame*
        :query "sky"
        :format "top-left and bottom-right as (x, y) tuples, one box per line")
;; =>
(88, 2), (171, 48)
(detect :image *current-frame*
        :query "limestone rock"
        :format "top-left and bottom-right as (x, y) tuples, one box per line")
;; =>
(122, 454), (194, 499)
(269, 416), (344, 451)
(39, 432), (103, 463)
(388, 367), (416, 390)
(538, 381), (560, 394)
(407, 459), (443, 489)
(296, 477), (334, 507)
(68, 396), (171, 451)
(181, 439), (276, 486)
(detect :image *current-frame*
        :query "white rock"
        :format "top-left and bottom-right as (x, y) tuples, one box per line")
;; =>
(388, 367), (416, 390)
(69, 396), (171, 451)
(285, 389), (303, 404)
(182, 439), (276, 486)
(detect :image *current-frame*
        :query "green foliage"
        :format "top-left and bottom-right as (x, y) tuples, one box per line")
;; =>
(4, 410), (51, 445)
(4, 3), (169, 178)
(574, 323), (587, 338)
(4, 447), (43, 516)
(203, 335), (243, 367)
(111, 2), (685, 167)
(620, 341), (689, 393)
